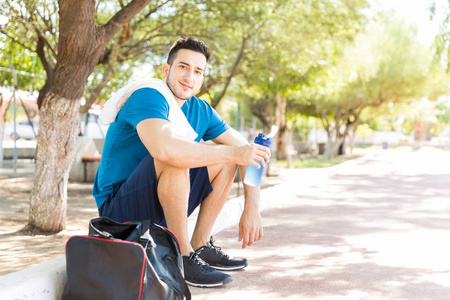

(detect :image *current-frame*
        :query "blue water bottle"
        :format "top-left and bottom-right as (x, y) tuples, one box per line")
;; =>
(243, 133), (272, 187)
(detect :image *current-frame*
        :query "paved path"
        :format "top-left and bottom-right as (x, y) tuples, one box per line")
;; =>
(190, 149), (450, 299)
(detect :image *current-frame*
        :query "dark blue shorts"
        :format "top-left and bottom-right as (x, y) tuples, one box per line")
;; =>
(99, 154), (213, 225)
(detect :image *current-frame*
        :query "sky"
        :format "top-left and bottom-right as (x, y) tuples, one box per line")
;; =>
(373, 0), (445, 46)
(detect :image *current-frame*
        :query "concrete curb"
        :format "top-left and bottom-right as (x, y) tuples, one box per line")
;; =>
(0, 154), (369, 300)
(0, 256), (66, 300)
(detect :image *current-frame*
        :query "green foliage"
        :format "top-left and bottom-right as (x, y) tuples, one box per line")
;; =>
(236, 0), (369, 127)
(7, 0), (427, 143)
(0, 36), (45, 90)
(435, 99), (450, 124)
(338, 17), (428, 108)
(430, 0), (450, 71)
(0, 0), (56, 91)
(291, 116), (321, 142)
(298, 16), (431, 140)
(0, 0), (371, 119)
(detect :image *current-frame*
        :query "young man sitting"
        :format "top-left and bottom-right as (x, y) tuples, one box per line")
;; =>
(93, 37), (270, 287)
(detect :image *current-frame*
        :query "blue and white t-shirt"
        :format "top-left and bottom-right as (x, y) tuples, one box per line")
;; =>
(92, 88), (229, 208)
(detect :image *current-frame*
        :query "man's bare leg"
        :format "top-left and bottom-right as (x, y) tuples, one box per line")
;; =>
(190, 162), (237, 250)
(154, 159), (192, 256)
(155, 160), (233, 287)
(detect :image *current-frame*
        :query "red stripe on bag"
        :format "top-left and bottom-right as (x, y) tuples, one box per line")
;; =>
(157, 225), (181, 248)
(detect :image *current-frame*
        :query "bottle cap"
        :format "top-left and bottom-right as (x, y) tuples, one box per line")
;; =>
(255, 133), (272, 147)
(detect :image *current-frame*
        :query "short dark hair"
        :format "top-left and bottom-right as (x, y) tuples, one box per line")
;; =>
(167, 37), (211, 65)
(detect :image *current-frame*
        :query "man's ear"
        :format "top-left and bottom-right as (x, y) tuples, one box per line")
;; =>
(162, 63), (170, 79)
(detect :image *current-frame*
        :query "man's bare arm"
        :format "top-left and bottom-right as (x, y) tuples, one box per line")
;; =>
(136, 118), (269, 169)
(212, 127), (271, 248)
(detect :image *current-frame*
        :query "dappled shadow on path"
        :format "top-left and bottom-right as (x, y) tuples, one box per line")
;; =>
(191, 165), (450, 299)
(0, 179), (99, 276)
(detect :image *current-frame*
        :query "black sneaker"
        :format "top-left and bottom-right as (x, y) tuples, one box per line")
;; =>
(197, 237), (248, 271)
(183, 249), (232, 288)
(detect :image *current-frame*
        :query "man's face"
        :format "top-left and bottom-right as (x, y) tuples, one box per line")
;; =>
(163, 49), (207, 105)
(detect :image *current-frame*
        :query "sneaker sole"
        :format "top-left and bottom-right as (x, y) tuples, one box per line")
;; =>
(185, 277), (232, 288)
(211, 263), (248, 271)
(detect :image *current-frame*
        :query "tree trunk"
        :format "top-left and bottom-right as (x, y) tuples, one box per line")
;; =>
(0, 94), (4, 166)
(28, 0), (100, 232)
(349, 129), (355, 154)
(276, 125), (287, 160)
(275, 94), (287, 160)
(29, 95), (81, 232)
(28, 0), (150, 232)
(323, 137), (344, 160)
(323, 124), (342, 160)
(285, 120), (297, 168)
(348, 123), (360, 154)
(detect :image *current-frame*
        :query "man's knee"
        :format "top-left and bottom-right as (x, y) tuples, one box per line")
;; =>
(154, 158), (189, 182)
(208, 162), (238, 184)
(223, 162), (238, 180)
(154, 159), (190, 207)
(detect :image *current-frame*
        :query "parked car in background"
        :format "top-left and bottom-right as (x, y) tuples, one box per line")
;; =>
(2, 112), (109, 141)
(3, 119), (39, 140)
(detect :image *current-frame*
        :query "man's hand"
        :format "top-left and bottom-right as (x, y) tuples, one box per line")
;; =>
(238, 207), (263, 249)
(234, 143), (271, 169)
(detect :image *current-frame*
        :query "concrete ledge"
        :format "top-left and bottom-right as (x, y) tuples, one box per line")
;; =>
(3, 147), (36, 160)
(2, 140), (37, 160)
(0, 255), (66, 300)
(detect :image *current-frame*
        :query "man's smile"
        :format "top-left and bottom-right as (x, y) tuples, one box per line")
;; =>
(179, 81), (193, 90)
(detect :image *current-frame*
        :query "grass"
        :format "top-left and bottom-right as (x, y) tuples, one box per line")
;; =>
(271, 155), (356, 169)
(270, 145), (450, 169)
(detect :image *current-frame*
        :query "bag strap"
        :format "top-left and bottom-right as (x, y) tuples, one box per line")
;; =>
(163, 255), (191, 300)
(140, 220), (191, 299)
(139, 228), (156, 251)
(89, 218), (114, 239)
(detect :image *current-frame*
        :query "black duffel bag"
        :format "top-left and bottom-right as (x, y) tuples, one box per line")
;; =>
(61, 217), (191, 300)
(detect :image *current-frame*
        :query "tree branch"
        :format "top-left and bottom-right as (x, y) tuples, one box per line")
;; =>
(197, 77), (220, 98)
(134, 0), (171, 26)
(36, 35), (54, 79)
(99, 0), (151, 47)
(210, 36), (249, 108)
(32, 23), (57, 58)
(81, 35), (123, 114)
(0, 29), (35, 52)
(35, 5), (57, 44)
(252, 91), (276, 131)
(98, 2), (178, 64)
